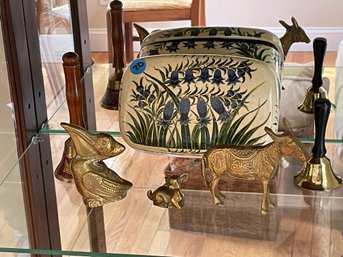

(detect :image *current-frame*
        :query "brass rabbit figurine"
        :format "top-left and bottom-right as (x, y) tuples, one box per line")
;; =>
(147, 173), (188, 209)
(61, 123), (132, 208)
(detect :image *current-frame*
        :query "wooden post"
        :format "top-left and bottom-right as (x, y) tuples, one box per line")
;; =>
(63, 53), (86, 127)
(54, 53), (86, 182)
(69, 0), (96, 130)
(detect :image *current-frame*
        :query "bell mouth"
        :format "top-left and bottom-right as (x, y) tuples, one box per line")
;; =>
(294, 156), (342, 191)
(297, 87), (328, 114)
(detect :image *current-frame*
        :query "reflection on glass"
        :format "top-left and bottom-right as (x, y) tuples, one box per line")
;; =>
(0, 13), (19, 184)
(335, 42), (343, 159)
(0, 15), (29, 252)
(49, 134), (90, 252)
(35, 0), (74, 121)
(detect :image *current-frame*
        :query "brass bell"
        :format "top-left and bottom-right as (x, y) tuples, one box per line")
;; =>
(100, 1), (125, 110)
(297, 37), (328, 114)
(294, 98), (342, 190)
(100, 68), (123, 110)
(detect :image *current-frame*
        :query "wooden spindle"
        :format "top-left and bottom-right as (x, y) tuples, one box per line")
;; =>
(63, 52), (86, 127)
(54, 52), (85, 182)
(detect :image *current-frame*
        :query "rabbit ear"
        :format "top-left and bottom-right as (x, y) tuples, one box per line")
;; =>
(61, 123), (98, 157)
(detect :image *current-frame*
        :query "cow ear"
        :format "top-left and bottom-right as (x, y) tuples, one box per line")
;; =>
(264, 127), (283, 142)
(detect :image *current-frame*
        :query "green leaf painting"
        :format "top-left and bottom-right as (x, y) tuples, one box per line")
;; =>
(125, 56), (274, 153)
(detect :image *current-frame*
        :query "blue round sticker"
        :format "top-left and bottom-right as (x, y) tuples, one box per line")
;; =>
(130, 59), (146, 75)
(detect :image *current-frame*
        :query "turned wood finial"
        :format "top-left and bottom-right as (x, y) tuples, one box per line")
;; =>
(62, 52), (80, 66)
(110, 0), (123, 9)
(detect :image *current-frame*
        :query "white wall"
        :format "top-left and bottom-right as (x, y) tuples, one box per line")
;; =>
(206, 0), (343, 27)
(87, 0), (343, 51)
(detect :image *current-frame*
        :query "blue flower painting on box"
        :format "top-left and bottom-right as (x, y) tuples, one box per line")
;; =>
(119, 55), (280, 156)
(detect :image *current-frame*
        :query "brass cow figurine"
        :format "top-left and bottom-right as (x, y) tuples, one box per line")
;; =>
(61, 123), (132, 208)
(202, 118), (309, 215)
(147, 173), (188, 209)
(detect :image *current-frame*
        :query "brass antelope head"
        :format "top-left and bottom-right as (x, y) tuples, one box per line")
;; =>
(279, 17), (310, 57)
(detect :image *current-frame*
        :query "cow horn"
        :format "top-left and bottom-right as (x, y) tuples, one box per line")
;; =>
(282, 118), (311, 159)
(133, 23), (150, 44)
(291, 17), (299, 28)
(279, 20), (291, 30)
(282, 117), (295, 135)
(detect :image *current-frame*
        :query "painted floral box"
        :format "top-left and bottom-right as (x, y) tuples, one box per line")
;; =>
(119, 54), (280, 156)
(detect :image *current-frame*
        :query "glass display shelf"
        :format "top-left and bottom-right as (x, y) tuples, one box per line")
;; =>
(1, 133), (343, 256)
(0, 135), (96, 256)
(40, 63), (343, 144)
(3, 59), (343, 256)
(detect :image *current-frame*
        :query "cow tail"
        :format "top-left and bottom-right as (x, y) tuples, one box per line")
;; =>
(201, 156), (210, 188)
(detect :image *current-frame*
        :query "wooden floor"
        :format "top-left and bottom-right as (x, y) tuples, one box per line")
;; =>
(51, 51), (342, 257)
(285, 51), (337, 66)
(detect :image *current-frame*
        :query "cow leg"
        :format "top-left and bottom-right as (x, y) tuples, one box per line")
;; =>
(216, 188), (225, 201)
(261, 180), (269, 215)
(210, 174), (224, 205)
(267, 182), (275, 208)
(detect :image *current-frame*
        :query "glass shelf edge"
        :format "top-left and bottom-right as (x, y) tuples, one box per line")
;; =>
(0, 139), (36, 186)
(0, 247), (163, 257)
(39, 128), (122, 137)
(39, 127), (343, 143)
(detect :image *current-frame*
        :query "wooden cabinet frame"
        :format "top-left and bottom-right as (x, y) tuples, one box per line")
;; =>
(0, 0), (103, 255)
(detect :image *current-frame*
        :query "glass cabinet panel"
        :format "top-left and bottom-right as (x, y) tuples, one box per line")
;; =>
(35, 0), (74, 120)
(0, 15), (29, 253)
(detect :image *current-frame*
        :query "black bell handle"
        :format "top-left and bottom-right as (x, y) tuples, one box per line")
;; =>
(312, 98), (331, 158)
(312, 37), (327, 90)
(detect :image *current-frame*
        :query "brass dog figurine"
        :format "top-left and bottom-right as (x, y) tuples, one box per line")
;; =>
(147, 173), (188, 209)
(61, 123), (132, 208)
(202, 118), (309, 215)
